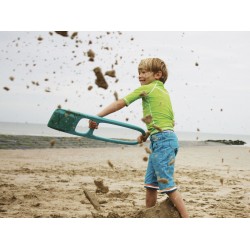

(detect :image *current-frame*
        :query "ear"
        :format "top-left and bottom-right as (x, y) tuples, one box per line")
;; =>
(154, 71), (162, 80)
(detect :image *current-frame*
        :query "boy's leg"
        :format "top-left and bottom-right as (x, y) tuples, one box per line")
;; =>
(167, 190), (189, 218)
(144, 147), (159, 208)
(146, 188), (157, 208)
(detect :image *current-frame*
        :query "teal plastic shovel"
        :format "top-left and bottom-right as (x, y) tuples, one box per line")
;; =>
(47, 108), (146, 145)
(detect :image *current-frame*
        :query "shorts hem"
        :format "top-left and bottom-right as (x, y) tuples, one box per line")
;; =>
(144, 184), (159, 190)
(160, 187), (177, 194)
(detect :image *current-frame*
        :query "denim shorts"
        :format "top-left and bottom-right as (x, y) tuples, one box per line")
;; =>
(144, 131), (179, 194)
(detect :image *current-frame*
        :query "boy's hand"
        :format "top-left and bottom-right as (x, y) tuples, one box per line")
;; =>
(89, 120), (99, 129)
(137, 131), (150, 144)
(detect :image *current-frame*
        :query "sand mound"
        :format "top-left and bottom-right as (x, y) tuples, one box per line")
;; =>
(137, 198), (181, 218)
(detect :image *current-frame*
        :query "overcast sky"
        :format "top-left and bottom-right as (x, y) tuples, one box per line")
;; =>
(1, 31), (250, 135)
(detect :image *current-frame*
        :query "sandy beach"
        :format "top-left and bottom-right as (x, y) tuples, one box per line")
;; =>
(0, 138), (250, 218)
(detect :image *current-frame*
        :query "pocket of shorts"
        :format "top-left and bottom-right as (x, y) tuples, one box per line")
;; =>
(152, 140), (164, 152)
(169, 138), (179, 150)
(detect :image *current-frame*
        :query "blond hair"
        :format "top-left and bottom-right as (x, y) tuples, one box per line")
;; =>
(138, 58), (168, 83)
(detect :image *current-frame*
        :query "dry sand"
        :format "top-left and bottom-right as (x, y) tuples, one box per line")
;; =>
(0, 145), (250, 218)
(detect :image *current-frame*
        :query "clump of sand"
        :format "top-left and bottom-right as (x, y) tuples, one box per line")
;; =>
(93, 67), (108, 89)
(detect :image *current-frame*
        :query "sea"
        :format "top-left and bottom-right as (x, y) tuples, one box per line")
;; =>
(0, 121), (250, 146)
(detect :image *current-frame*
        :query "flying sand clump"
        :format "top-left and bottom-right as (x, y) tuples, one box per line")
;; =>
(158, 178), (168, 184)
(55, 31), (68, 37)
(139, 91), (147, 97)
(3, 86), (10, 91)
(145, 147), (152, 154)
(93, 67), (109, 89)
(141, 115), (152, 124)
(105, 70), (116, 78)
(50, 139), (56, 147)
(107, 160), (115, 169)
(113, 91), (118, 101)
(87, 49), (95, 61)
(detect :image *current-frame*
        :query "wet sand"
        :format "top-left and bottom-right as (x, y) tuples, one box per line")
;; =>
(0, 142), (250, 218)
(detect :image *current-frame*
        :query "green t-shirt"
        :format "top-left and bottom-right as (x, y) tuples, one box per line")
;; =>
(123, 80), (174, 135)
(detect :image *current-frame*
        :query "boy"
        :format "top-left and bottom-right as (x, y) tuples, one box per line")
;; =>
(89, 58), (189, 218)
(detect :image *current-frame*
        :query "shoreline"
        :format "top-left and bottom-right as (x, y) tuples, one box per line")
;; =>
(0, 134), (247, 150)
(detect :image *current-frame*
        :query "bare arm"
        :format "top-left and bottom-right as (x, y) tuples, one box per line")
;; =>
(89, 99), (126, 129)
(97, 99), (126, 117)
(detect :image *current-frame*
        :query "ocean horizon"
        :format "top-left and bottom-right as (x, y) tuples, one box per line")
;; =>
(0, 121), (250, 146)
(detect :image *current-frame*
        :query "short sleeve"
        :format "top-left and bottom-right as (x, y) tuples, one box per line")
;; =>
(122, 85), (149, 106)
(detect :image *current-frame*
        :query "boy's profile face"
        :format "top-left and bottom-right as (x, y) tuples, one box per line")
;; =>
(138, 69), (162, 85)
